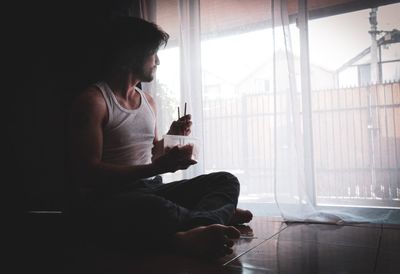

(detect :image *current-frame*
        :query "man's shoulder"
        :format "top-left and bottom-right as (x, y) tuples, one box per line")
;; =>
(141, 90), (157, 112)
(142, 90), (154, 103)
(82, 85), (104, 98)
(74, 85), (106, 111)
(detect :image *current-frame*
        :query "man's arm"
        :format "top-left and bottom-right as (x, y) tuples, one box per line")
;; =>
(144, 92), (193, 162)
(68, 87), (193, 190)
(143, 92), (164, 161)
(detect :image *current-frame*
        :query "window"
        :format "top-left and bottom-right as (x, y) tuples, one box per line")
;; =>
(154, 0), (400, 220)
(309, 3), (400, 208)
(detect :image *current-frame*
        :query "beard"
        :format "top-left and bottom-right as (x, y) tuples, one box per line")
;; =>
(137, 67), (156, 82)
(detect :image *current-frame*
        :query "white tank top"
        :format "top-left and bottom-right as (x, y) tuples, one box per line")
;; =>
(95, 81), (156, 166)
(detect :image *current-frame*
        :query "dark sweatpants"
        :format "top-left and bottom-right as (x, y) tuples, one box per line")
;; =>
(75, 171), (240, 249)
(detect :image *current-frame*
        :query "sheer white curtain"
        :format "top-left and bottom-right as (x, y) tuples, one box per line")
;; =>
(272, 0), (352, 224)
(140, 0), (400, 224)
(140, 0), (204, 181)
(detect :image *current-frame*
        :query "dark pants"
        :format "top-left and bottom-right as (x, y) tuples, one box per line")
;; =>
(75, 171), (240, 250)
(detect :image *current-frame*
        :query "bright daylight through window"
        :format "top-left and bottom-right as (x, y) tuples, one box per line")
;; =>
(155, 2), (400, 213)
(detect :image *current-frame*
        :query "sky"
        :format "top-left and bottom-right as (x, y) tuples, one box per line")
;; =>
(156, 2), (400, 94)
(308, 2), (400, 71)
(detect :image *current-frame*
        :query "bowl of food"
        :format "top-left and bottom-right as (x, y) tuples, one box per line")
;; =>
(163, 134), (200, 161)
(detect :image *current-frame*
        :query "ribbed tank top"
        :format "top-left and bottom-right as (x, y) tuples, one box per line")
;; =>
(95, 81), (156, 166)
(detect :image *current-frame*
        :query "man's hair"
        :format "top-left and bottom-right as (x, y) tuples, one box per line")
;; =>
(103, 17), (169, 75)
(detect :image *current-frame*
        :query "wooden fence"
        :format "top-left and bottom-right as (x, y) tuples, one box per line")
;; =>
(203, 82), (400, 207)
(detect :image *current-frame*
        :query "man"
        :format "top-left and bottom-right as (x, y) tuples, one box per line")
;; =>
(68, 17), (253, 258)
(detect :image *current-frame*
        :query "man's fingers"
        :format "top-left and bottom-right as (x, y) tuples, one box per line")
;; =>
(224, 226), (241, 239)
(225, 239), (234, 248)
(165, 145), (194, 158)
(168, 115), (192, 136)
(184, 129), (191, 136)
(178, 114), (191, 121)
(179, 159), (197, 169)
(175, 119), (192, 127)
(224, 246), (234, 255)
(167, 146), (179, 154)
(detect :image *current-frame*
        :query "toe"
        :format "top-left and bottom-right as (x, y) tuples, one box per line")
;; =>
(225, 226), (241, 239)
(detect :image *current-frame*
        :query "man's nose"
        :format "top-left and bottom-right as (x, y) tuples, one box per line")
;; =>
(155, 54), (160, 65)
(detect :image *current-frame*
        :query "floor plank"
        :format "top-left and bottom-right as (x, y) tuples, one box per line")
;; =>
(219, 217), (287, 265)
(224, 222), (383, 274)
(60, 217), (286, 274)
(275, 223), (381, 248)
(224, 238), (378, 274)
(374, 228), (400, 274)
(21, 214), (400, 274)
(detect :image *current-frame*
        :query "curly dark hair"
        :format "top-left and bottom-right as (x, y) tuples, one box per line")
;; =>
(103, 16), (169, 75)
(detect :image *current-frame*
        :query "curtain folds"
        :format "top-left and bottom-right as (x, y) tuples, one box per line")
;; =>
(271, 0), (399, 224)
(178, 0), (205, 177)
(137, 0), (400, 224)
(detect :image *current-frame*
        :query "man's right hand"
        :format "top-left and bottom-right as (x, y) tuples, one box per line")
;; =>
(153, 144), (197, 173)
(167, 114), (192, 136)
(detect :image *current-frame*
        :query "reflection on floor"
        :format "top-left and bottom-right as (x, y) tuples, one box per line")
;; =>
(21, 214), (400, 274)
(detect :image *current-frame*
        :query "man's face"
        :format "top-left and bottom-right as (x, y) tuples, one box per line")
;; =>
(139, 52), (160, 82)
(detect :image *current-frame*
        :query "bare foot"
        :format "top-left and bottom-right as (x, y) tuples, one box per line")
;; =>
(173, 224), (241, 259)
(229, 208), (253, 225)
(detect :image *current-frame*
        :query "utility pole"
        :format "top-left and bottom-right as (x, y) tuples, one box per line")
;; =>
(369, 8), (379, 84)
(368, 8), (379, 195)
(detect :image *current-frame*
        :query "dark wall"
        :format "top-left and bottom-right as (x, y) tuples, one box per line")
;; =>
(7, 0), (140, 212)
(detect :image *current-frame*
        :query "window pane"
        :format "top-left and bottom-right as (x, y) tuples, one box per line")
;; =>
(308, 3), (400, 208)
(201, 23), (300, 213)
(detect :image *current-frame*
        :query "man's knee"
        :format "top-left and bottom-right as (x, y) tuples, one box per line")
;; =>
(213, 171), (240, 194)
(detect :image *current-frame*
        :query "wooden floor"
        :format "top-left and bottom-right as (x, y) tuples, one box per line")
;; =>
(20, 214), (400, 274)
